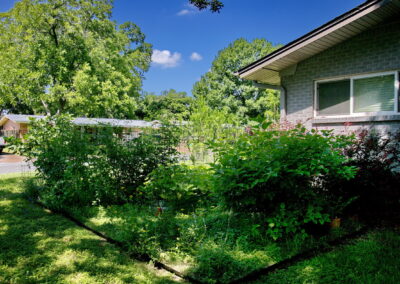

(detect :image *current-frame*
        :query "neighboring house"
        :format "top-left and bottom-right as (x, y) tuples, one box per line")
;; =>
(238, 0), (400, 132)
(0, 114), (159, 140)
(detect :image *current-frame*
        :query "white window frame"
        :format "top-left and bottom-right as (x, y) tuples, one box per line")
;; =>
(314, 71), (399, 118)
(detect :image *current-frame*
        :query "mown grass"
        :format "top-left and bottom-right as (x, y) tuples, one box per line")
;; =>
(252, 228), (400, 283)
(0, 174), (179, 284)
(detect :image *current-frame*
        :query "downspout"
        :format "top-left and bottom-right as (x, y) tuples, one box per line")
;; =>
(279, 85), (287, 122)
(253, 82), (287, 121)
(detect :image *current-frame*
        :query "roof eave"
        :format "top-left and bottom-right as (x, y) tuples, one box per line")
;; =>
(237, 0), (394, 83)
(0, 116), (9, 127)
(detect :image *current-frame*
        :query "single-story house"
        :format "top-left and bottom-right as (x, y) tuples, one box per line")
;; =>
(238, 0), (400, 132)
(0, 114), (160, 140)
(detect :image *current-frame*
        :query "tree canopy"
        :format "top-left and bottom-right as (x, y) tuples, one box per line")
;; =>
(136, 89), (193, 121)
(189, 0), (223, 12)
(0, 0), (152, 118)
(192, 38), (281, 122)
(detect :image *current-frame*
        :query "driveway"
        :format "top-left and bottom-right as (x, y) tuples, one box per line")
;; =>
(0, 153), (35, 174)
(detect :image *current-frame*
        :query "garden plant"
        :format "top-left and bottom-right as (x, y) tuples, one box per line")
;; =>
(7, 115), (382, 283)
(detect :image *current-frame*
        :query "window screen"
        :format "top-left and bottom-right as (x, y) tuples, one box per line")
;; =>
(353, 74), (395, 113)
(317, 80), (350, 115)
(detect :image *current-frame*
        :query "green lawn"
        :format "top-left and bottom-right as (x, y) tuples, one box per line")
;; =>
(252, 228), (400, 284)
(2, 173), (400, 284)
(0, 174), (178, 284)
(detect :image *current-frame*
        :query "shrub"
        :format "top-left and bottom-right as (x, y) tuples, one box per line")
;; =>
(7, 115), (179, 208)
(104, 124), (180, 199)
(140, 164), (214, 211)
(183, 98), (242, 165)
(329, 129), (400, 222)
(210, 123), (356, 239)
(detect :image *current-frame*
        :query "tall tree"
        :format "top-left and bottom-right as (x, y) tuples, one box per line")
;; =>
(136, 89), (193, 121)
(0, 0), (152, 118)
(192, 38), (281, 122)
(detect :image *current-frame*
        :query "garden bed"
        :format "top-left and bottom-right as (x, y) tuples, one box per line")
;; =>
(9, 116), (400, 283)
(66, 204), (363, 283)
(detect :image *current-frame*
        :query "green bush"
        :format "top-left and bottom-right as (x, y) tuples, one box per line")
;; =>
(104, 125), (180, 199)
(140, 164), (214, 211)
(328, 129), (400, 222)
(8, 115), (179, 208)
(183, 98), (242, 165)
(210, 124), (357, 239)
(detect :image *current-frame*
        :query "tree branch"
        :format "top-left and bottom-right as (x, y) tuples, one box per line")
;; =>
(41, 99), (51, 116)
(50, 24), (59, 47)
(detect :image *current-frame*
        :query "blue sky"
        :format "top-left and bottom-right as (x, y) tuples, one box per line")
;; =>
(0, 0), (364, 96)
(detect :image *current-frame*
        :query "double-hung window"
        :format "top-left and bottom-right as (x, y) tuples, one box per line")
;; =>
(315, 71), (399, 117)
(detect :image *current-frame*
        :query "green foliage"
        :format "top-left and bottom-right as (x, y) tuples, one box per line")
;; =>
(141, 164), (214, 211)
(188, 243), (269, 284)
(257, 229), (400, 284)
(7, 115), (179, 208)
(210, 124), (357, 239)
(2, 174), (397, 284)
(68, 199), (364, 283)
(183, 98), (242, 164)
(136, 89), (193, 121)
(189, 0), (223, 12)
(329, 129), (400, 222)
(105, 125), (180, 199)
(192, 38), (281, 121)
(0, 0), (152, 118)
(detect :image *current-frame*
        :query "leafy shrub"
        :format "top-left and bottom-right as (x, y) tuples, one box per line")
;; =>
(104, 125), (180, 199)
(140, 164), (214, 211)
(183, 98), (242, 165)
(210, 124), (356, 239)
(7, 115), (179, 208)
(329, 129), (400, 222)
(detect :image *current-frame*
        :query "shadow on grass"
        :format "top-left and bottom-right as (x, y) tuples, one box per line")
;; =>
(250, 228), (400, 284)
(0, 176), (178, 283)
(68, 201), (376, 284)
(68, 203), (296, 283)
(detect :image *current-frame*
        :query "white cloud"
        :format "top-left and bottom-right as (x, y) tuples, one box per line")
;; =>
(177, 4), (199, 16)
(151, 49), (182, 68)
(177, 9), (191, 16)
(190, 52), (203, 61)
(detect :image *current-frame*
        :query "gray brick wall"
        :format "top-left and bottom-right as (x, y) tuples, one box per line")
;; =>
(281, 18), (400, 133)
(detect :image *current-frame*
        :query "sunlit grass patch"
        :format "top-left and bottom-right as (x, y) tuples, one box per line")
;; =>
(252, 228), (400, 283)
(0, 174), (178, 284)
